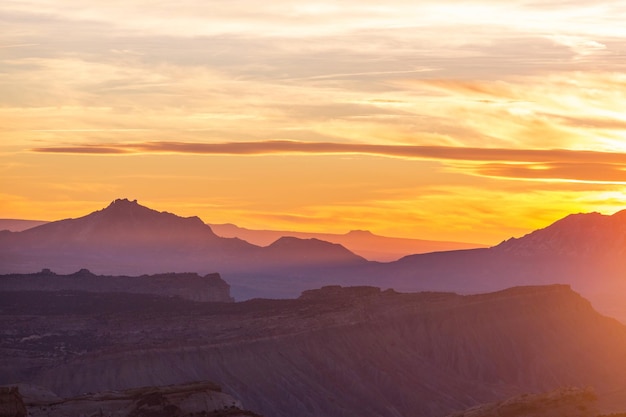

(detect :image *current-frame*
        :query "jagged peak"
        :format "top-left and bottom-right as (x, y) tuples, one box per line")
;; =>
(95, 198), (207, 228)
(98, 198), (155, 217)
(108, 198), (139, 207)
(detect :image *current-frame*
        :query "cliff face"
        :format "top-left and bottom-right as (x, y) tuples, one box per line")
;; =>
(2, 285), (626, 417)
(0, 270), (234, 303)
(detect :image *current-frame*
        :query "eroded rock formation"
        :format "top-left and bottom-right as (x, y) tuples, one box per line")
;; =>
(0, 270), (233, 302)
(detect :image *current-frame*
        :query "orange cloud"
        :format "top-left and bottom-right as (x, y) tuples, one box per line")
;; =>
(30, 140), (626, 162)
(30, 141), (626, 185)
(476, 162), (626, 183)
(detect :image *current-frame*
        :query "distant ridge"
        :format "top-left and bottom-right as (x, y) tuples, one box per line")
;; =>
(494, 210), (626, 257)
(209, 223), (487, 261)
(0, 269), (234, 302)
(264, 237), (365, 265)
(0, 219), (48, 232)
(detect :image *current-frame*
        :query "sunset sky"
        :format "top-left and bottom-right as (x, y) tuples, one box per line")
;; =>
(2, 0), (626, 244)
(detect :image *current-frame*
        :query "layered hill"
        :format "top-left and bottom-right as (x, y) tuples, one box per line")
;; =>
(3, 199), (626, 320)
(2, 285), (626, 417)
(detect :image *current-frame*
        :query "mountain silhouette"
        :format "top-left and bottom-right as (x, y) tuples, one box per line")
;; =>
(495, 210), (626, 258)
(0, 199), (364, 282)
(368, 209), (626, 321)
(209, 223), (486, 261)
(2, 199), (626, 321)
(264, 236), (365, 266)
(15, 198), (219, 246)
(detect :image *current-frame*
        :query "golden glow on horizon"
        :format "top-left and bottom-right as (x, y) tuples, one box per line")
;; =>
(2, 0), (626, 244)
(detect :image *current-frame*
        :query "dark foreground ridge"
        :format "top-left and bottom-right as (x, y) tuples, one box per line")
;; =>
(3, 283), (626, 417)
(0, 382), (263, 417)
(0, 269), (234, 302)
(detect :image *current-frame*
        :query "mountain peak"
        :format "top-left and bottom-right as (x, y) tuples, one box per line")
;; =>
(99, 198), (150, 216)
(110, 198), (138, 206)
(494, 209), (626, 257)
(16, 198), (217, 246)
(265, 236), (366, 264)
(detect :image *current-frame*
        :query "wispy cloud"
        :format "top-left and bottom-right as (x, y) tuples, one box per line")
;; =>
(476, 162), (626, 184)
(30, 140), (626, 183)
(0, 43), (39, 49)
(29, 139), (626, 162)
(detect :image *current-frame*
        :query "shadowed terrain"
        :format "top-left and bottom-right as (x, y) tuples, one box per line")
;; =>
(2, 284), (626, 417)
(0, 382), (261, 417)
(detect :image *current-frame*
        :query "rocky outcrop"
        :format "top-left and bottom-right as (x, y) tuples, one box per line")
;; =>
(3, 382), (261, 417)
(446, 387), (598, 417)
(298, 285), (387, 300)
(0, 387), (26, 417)
(0, 270), (234, 302)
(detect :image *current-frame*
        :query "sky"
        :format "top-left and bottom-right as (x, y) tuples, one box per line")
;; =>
(2, 0), (626, 244)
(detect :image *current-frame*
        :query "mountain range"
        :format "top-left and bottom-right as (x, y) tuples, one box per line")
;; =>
(0, 198), (365, 278)
(0, 213), (485, 263)
(1, 198), (626, 321)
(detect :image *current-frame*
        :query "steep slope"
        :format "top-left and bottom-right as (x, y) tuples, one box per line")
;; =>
(494, 210), (626, 258)
(3, 285), (626, 417)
